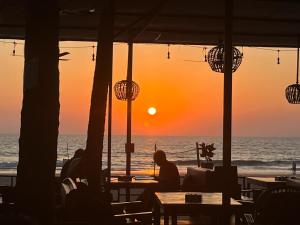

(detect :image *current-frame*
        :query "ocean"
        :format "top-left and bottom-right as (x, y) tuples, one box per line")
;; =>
(0, 134), (299, 176)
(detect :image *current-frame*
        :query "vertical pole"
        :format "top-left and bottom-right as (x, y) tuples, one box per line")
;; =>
(196, 142), (200, 167)
(85, 0), (114, 190)
(223, 0), (233, 224)
(107, 2), (115, 190)
(126, 43), (133, 176)
(223, 0), (233, 170)
(125, 43), (133, 201)
(107, 52), (113, 189)
(154, 144), (157, 176)
(296, 37), (299, 84)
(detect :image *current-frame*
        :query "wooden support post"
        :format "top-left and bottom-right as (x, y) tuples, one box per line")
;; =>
(17, 1), (59, 224)
(106, 2), (115, 191)
(125, 42), (134, 201)
(126, 42), (133, 177)
(85, 0), (114, 190)
(223, 0), (233, 224)
(223, 0), (233, 170)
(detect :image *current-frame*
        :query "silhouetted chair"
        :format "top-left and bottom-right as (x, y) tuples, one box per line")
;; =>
(243, 186), (300, 225)
(0, 186), (16, 213)
(59, 178), (152, 225)
(182, 166), (241, 199)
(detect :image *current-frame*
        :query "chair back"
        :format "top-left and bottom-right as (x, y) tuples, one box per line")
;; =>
(255, 186), (300, 225)
(61, 177), (77, 206)
(182, 166), (241, 199)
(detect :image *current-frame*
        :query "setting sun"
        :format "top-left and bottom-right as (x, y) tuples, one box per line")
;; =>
(147, 107), (157, 115)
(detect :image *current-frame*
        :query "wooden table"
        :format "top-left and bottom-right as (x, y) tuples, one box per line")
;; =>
(110, 178), (159, 189)
(154, 192), (242, 225)
(246, 177), (286, 189)
(286, 177), (300, 188)
(110, 178), (159, 201)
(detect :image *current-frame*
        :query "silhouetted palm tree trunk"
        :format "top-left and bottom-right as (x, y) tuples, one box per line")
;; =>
(85, 0), (114, 190)
(17, 1), (59, 224)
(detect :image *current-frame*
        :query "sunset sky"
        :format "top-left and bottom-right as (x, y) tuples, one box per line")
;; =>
(0, 40), (300, 136)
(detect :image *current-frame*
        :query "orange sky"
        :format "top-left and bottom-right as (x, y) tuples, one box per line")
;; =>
(0, 40), (300, 136)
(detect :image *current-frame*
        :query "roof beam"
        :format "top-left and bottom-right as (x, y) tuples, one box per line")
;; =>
(114, 0), (169, 40)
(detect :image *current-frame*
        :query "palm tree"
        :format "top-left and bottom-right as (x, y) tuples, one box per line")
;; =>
(17, 1), (60, 224)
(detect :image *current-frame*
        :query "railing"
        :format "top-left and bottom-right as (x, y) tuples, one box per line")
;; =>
(0, 174), (16, 187)
(0, 174), (249, 190)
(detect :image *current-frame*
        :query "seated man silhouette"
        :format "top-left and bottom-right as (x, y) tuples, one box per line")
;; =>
(60, 148), (84, 181)
(154, 150), (180, 191)
(136, 150), (180, 211)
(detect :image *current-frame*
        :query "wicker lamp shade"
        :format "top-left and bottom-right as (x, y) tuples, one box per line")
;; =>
(286, 42), (300, 104)
(286, 84), (300, 104)
(207, 45), (242, 73)
(114, 80), (140, 101)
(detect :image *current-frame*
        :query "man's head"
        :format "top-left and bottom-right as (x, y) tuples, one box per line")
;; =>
(153, 150), (167, 166)
(74, 148), (84, 158)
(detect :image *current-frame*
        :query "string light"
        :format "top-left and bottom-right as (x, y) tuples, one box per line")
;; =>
(92, 45), (95, 61)
(203, 47), (207, 62)
(0, 40), (298, 65)
(241, 46), (244, 58)
(12, 41), (16, 56)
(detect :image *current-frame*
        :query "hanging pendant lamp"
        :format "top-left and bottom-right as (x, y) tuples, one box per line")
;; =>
(114, 80), (140, 101)
(285, 41), (300, 104)
(114, 43), (140, 101)
(207, 44), (243, 73)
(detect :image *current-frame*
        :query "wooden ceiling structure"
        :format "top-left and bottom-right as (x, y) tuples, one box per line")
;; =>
(0, 0), (300, 47)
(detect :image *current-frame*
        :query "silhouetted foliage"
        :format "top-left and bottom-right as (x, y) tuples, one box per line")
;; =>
(199, 143), (216, 162)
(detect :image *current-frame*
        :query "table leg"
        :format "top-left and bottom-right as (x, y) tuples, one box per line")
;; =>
(164, 212), (169, 225)
(171, 214), (177, 225)
(247, 182), (250, 197)
(126, 187), (130, 201)
(154, 201), (160, 225)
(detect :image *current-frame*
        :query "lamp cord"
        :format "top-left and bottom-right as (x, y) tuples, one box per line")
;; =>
(297, 37), (299, 84)
(297, 46), (299, 84)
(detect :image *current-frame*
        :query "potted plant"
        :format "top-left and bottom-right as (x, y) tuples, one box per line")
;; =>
(199, 142), (216, 169)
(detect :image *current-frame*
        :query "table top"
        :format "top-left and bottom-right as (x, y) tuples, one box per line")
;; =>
(286, 177), (300, 188)
(110, 178), (159, 188)
(155, 192), (241, 207)
(246, 177), (285, 188)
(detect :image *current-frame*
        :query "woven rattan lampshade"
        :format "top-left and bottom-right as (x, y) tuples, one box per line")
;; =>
(207, 45), (243, 73)
(286, 84), (300, 104)
(285, 44), (300, 104)
(114, 80), (140, 101)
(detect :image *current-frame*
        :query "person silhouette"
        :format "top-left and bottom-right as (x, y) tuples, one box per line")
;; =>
(60, 148), (84, 181)
(136, 150), (180, 211)
(292, 161), (297, 175)
(153, 150), (180, 191)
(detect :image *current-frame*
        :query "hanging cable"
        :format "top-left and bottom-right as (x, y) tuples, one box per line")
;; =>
(167, 44), (170, 59)
(297, 38), (299, 84)
(277, 50), (280, 64)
